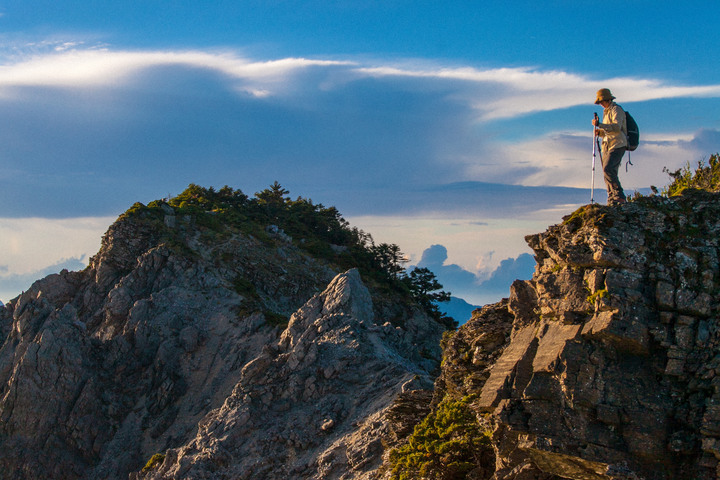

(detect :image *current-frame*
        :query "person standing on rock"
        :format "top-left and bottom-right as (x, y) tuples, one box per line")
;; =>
(592, 88), (627, 205)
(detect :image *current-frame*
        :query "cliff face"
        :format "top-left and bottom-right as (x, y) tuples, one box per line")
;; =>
(408, 190), (720, 480)
(136, 268), (442, 480)
(0, 205), (445, 479)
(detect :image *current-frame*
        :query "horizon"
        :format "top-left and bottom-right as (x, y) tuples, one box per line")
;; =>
(2, 1), (720, 304)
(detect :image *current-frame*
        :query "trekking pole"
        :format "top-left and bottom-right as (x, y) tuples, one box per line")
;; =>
(591, 113), (598, 204)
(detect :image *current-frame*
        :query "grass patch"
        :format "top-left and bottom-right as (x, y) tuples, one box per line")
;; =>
(587, 288), (609, 306)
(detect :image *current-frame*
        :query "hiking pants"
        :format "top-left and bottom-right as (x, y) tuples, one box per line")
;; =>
(602, 147), (626, 204)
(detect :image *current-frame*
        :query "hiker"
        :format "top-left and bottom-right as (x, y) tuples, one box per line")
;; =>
(592, 88), (627, 205)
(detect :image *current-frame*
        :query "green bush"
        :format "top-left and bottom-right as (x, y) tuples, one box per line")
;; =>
(264, 310), (290, 328)
(233, 275), (258, 298)
(662, 153), (720, 196)
(389, 395), (491, 480)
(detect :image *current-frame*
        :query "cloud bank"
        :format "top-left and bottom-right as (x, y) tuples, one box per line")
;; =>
(2, 44), (718, 221)
(414, 244), (535, 306)
(0, 256), (86, 304)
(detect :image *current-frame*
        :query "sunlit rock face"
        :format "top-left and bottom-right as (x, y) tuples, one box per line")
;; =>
(406, 190), (720, 480)
(137, 268), (443, 480)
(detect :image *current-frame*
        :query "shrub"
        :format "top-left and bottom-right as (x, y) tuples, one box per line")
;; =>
(264, 310), (289, 328)
(388, 395), (491, 480)
(129, 182), (454, 327)
(587, 288), (609, 306)
(662, 153), (720, 196)
(233, 275), (258, 298)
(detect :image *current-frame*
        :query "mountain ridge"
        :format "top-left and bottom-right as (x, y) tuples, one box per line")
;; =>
(2, 174), (720, 479)
(0, 184), (448, 479)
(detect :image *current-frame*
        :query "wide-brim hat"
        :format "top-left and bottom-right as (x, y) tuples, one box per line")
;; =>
(595, 88), (615, 104)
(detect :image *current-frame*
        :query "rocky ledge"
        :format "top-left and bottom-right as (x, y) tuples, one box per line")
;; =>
(407, 190), (720, 480)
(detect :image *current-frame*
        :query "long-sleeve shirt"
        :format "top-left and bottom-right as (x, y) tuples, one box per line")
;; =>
(596, 101), (628, 153)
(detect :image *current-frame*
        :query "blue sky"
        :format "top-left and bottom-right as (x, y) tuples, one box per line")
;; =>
(1, 1), (720, 305)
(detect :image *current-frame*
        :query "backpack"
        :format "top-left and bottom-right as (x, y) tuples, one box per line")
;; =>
(624, 110), (639, 151)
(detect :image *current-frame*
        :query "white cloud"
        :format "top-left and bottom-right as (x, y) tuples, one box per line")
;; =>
(0, 256), (86, 304)
(54, 41), (82, 52)
(0, 215), (113, 301)
(1, 45), (715, 204)
(355, 63), (720, 121)
(0, 48), (354, 99)
(462, 129), (719, 190)
(3, 45), (720, 122)
(348, 213), (546, 284)
(0, 216), (112, 276)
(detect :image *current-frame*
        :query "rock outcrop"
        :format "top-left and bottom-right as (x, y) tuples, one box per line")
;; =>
(0, 204), (444, 479)
(136, 268), (442, 479)
(394, 190), (720, 480)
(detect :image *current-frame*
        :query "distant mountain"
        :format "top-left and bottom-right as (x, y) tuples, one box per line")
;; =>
(438, 296), (480, 325)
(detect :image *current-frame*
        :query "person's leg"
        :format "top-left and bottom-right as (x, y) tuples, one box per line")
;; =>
(602, 148), (626, 205)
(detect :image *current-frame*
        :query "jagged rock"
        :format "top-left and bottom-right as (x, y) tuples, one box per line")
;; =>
(384, 191), (720, 480)
(135, 268), (443, 479)
(0, 205), (444, 480)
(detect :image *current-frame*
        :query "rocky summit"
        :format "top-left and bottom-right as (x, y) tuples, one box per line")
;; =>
(2, 186), (720, 480)
(0, 187), (445, 480)
(391, 189), (720, 480)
